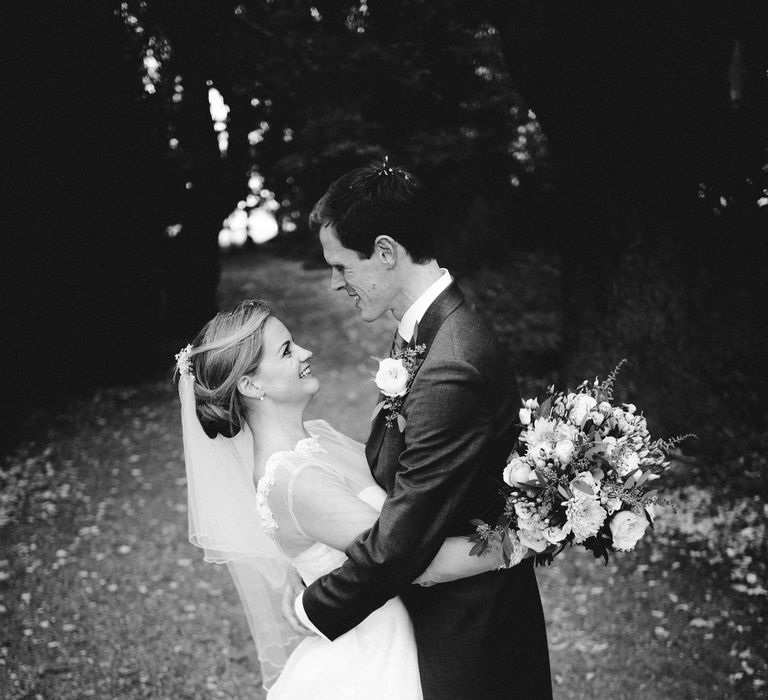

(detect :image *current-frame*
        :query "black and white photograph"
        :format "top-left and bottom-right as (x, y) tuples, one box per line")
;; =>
(2, 1), (767, 698)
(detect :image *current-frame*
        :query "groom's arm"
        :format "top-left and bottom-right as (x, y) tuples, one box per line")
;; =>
(301, 351), (508, 640)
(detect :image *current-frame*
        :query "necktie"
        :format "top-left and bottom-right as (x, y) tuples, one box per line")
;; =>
(390, 331), (408, 358)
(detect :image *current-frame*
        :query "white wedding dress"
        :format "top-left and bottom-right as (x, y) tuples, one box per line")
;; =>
(255, 420), (423, 700)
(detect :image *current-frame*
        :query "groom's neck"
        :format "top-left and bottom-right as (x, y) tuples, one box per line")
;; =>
(392, 259), (443, 321)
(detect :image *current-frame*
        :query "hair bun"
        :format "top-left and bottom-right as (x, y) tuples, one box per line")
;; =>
(194, 386), (242, 438)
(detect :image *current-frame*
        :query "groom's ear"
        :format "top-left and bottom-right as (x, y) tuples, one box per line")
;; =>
(373, 235), (398, 267)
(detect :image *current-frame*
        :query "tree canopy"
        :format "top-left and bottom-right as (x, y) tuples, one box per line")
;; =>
(4, 0), (766, 448)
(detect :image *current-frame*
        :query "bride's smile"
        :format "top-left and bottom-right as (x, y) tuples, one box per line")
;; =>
(249, 317), (320, 405)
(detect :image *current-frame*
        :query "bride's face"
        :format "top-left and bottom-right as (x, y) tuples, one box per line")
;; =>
(252, 317), (319, 405)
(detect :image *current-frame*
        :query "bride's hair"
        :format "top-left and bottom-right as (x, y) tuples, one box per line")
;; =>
(185, 300), (274, 438)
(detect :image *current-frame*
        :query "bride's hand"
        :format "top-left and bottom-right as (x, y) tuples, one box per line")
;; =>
(281, 565), (314, 636)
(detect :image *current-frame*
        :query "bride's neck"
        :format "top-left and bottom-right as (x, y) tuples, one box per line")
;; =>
(246, 405), (309, 472)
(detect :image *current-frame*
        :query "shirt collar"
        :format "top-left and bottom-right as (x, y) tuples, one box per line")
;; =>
(397, 269), (452, 342)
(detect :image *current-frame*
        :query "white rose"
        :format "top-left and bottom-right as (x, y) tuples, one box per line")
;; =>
(570, 394), (597, 427)
(590, 412), (605, 427)
(554, 439), (575, 465)
(609, 511), (648, 551)
(599, 401), (612, 413)
(518, 527), (549, 553)
(554, 423), (578, 443)
(519, 407), (532, 425)
(374, 358), (410, 397)
(504, 458), (536, 488)
(544, 524), (568, 544)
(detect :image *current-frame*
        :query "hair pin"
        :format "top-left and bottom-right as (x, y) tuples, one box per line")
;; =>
(378, 155), (396, 177)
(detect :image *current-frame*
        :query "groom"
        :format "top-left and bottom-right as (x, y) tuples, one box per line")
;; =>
(291, 161), (551, 699)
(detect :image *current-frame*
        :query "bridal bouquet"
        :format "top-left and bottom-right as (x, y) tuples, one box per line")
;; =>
(471, 360), (692, 565)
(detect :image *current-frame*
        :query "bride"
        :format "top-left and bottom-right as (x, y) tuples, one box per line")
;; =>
(177, 300), (526, 698)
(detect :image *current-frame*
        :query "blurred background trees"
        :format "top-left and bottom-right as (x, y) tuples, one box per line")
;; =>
(4, 1), (767, 480)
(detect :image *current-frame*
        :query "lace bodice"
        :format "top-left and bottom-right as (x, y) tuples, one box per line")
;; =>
(255, 432), (325, 541)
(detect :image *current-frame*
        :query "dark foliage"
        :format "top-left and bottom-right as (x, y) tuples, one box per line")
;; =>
(3, 1), (766, 470)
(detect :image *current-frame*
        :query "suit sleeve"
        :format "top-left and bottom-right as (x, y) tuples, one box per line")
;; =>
(302, 355), (498, 639)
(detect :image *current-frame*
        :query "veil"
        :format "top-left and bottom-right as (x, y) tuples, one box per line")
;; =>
(179, 375), (302, 690)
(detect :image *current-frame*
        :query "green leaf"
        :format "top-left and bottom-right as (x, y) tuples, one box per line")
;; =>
(592, 454), (612, 469)
(535, 397), (552, 418)
(635, 471), (650, 487)
(370, 401), (385, 422)
(584, 444), (607, 460)
(469, 541), (487, 557)
(396, 414), (407, 432)
(624, 470), (641, 487)
(470, 519), (487, 528)
(571, 481), (594, 496)
(557, 484), (572, 499)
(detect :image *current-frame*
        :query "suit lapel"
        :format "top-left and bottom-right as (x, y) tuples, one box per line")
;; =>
(410, 282), (464, 354)
(365, 391), (388, 469)
(365, 282), (466, 479)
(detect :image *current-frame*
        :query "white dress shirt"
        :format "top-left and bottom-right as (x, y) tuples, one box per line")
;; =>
(397, 269), (453, 343)
(295, 268), (454, 637)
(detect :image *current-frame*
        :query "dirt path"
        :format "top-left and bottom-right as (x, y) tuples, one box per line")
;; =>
(1, 253), (764, 698)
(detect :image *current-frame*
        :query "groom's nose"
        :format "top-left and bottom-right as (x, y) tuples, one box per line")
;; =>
(330, 268), (345, 291)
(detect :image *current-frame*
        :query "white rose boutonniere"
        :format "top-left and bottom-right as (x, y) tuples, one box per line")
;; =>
(374, 358), (410, 397)
(371, 343), (426, 432)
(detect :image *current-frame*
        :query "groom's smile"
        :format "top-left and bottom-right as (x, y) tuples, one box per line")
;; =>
(319, 224), (393, 323)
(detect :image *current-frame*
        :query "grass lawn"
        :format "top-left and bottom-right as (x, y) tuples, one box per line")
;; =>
(1, 251), (765, 698)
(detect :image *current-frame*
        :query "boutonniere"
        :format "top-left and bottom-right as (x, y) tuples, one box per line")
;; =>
(371, 343), (426, 432)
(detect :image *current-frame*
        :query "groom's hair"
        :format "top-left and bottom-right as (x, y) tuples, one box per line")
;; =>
(309, 160), (436, 263)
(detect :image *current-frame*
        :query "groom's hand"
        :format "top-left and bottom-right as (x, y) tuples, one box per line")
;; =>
(281, 565), (313, 636)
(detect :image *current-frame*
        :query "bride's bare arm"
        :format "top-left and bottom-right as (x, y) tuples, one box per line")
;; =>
(289, 466), (524, 583)
(413, 536), (534, 586)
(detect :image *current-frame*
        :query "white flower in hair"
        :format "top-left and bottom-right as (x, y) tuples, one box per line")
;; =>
(175, 344), (194, 377)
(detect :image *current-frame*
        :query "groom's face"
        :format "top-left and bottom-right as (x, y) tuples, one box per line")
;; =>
(319, 224), (395, 322)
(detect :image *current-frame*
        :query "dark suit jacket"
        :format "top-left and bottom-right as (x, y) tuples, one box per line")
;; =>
(303, 283), (551, 700)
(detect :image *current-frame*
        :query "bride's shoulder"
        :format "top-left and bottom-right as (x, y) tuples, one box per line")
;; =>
(259, 436), (329, 490)
(304, 418), (335, 436)
(305, 419), (364, 453)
